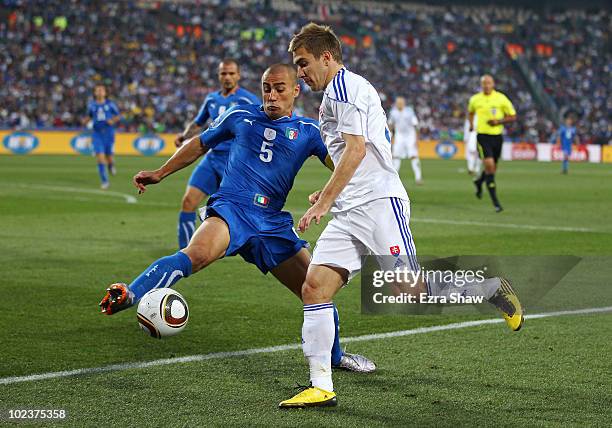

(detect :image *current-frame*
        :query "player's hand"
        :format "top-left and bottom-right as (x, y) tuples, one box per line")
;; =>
(174, 134), (186, 148)
(308, 190), (322, 205)
(487, 119), (499, 126)
(469, 125), (473, 132)
(133, 170), (162, 193)
(298, 201), (330, 233)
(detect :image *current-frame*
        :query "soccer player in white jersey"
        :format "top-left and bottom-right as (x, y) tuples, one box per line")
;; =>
(464, 113), (482, 176)
(282, 23), (525, 409)
(388, 96), (422, 184)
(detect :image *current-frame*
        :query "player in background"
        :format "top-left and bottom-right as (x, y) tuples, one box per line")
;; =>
(87, 84), (121, 189)
(556, 115), (579, 174)
(286, 23), (524, 408)
(174, 59), (260, 249)
(464, 113), (481, 176)
(99, 64), (376, 374)
(388, 97), (422, 184)
(468, 75), (517, 212)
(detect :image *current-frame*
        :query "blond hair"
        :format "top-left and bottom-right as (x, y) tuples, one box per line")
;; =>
(288, 23), (343, 62)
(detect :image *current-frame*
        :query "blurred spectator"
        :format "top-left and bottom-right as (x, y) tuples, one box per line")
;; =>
(0, 0), (608, 143)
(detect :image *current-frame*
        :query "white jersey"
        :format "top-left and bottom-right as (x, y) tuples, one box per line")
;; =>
(388, 106), (419, 138)
(319, 67), (408, 212)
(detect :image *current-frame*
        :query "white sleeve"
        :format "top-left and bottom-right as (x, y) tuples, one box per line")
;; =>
(334, 100), (366, 136)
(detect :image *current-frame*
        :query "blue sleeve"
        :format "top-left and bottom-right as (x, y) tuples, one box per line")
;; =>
(194, 97), (211, 126)
(199, 105), (241, 149)
(109, 101), (120, 117)
(249, 92), (261, 105)
(87, 103), (93, 118)
(309, 126), (328, 164)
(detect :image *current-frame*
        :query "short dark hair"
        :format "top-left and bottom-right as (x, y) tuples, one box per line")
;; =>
(262, 63), (297, 85)
(288, 22), (342, 62)
(219, 58), (240, 70)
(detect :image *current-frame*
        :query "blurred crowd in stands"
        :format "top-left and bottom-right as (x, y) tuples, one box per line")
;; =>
(1, 0), (610, 144)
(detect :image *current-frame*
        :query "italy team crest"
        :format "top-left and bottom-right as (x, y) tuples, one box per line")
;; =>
(285, 128), (299, 140)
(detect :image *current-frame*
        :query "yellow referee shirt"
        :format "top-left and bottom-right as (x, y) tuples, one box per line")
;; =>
(468, 90), (516, 135)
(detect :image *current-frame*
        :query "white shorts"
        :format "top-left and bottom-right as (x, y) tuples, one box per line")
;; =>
(393, 134), (418, 159)
(311, 197), (419, 280)
(466, 132), (478, 153)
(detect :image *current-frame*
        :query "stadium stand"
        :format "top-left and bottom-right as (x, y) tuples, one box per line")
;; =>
(0, 0), (609, 143)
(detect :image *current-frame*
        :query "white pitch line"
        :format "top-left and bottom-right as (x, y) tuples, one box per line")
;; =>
(9, 183), (137, 204)
(1, 306), (611, 386)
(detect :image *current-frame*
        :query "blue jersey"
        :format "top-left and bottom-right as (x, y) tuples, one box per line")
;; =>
(194, 87), (260, 153)
(559, 125), (577, 150)
(88, 100), (120, 133)
(199, 104), (328, 211)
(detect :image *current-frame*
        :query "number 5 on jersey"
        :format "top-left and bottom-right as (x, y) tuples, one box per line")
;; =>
(260, 140), (274, 162)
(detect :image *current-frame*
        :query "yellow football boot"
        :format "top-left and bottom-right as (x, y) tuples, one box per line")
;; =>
(488, 278), (524, 331)
(279, 385), (337, 409)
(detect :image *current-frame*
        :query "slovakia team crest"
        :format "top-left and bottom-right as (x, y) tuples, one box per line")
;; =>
(285, 128), (299, 140)
(390, 245), (401, 256)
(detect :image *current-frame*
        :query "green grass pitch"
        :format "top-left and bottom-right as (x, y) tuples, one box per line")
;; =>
(0, 155), (611, 426)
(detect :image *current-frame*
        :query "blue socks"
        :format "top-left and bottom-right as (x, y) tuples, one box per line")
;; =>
(562, 159), (569, 173)
(331, 304), (343, 366)
(97, 163), (108, 184)
(128, 251), (193, 302)
(178, 211), (197, 249)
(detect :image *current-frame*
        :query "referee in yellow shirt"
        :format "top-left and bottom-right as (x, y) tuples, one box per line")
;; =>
(468, 74), (517, 212)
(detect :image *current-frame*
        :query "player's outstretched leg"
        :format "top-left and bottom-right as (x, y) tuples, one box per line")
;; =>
(99, 251), (193, 314)
(100, 217), (229, 314)
(487, 277), (524, 331)
(426, 276), (524, 331)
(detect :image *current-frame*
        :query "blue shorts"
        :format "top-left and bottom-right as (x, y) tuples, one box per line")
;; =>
(188, 151), (228, 195)
(205, 196), (308, 274)
(92, 129), (115, 155)
(561, 145), (572, 156)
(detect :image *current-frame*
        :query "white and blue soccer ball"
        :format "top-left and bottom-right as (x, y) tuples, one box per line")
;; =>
(136, 288), (189, 339)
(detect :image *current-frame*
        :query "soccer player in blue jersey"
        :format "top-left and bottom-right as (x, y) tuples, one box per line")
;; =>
(87, 84), (121, 189)
(99, 64), (375, 373)
(557, 115), (579, 174)
(174, 59), (260, 249)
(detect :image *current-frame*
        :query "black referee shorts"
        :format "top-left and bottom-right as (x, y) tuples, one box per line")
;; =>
(477, 134), (503, 162)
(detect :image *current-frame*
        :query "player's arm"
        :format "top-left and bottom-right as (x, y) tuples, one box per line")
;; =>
(107, 106), (121, 125)
(489, 96), (517, 126)
(468, 112), (475, 132)
(489, 114), (516, 126)
(298, 132), (366, 232)
(176, 120), (204, 147)
(135, 106), (238, 193)
(133, 136), (209, 193)
(176, 98), (210, 147)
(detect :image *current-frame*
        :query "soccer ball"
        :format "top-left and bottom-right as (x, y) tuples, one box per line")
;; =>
(136, 288), (189, 338)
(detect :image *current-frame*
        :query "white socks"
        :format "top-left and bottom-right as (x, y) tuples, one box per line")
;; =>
(302, 303), (335, 392)
(427, 277), (500, 300)
(393, 158), (402, 172)
(411, 158), (422, 182)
